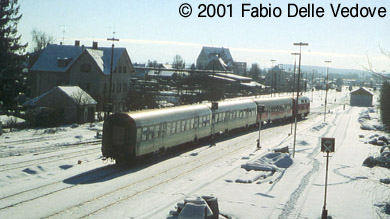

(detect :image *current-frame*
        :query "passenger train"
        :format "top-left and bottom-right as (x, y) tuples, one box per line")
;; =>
(102, 96), (310, 163)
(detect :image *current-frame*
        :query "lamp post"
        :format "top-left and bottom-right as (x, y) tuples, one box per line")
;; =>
(270, 59), (276, 97)
(290, 53), (300, 135)
(107, 34), (119, 114)
(292, 42), (309, 158)
(324, 60), (332, 122)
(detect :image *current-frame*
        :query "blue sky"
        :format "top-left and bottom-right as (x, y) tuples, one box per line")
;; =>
(18, 0), (390, 72)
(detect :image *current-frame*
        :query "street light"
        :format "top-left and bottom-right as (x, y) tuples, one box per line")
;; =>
(292, 42), (309, 158)
(324, 60), (332, 122)
(107, 33), (119, 114)
(290, 52), (300, 135)
(278, 64), (284, 95)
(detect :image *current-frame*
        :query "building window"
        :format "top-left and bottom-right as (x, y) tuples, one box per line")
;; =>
(80, 64), (91, 72)
(118, 66), (122, 73)
(112, 83), (115, 92)
(103, 83), (107, 94)
(57, 57), (72, 67)
(123, 66), (127, 73)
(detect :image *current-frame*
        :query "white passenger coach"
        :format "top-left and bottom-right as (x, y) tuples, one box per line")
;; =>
(102, 96), (310, 163)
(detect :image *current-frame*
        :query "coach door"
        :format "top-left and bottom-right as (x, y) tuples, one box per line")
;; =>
(193, 116), (199, 141)
(158, 122), (166, 151)
(112, 124), (132, 157)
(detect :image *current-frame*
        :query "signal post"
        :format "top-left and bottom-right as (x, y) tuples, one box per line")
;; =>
(321, 137), (335, 219)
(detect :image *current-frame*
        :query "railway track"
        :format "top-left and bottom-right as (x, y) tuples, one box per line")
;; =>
(0, 141), (101, 173)
(0, 129), (96, 147)
(0, 162), (127, 211)
(0, 140), (105, 211)
(0, 139), (101, 158)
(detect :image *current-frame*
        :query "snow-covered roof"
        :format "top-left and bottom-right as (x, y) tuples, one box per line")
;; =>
(240, 81), (264, 88)
(23, 86), (97, 106)
(351, 87), (374, 96)
(31, 44), (126, 75)
(31, 44), (84, 72)
(57, 86), (97, 105)
(147, 70), (188, 78)
(208, 75), (236, 83)
(201, 46), (233, 62)
(215, 73), (252, 82)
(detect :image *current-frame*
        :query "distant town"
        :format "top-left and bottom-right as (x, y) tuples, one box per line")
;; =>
(9, 40), (381, 125)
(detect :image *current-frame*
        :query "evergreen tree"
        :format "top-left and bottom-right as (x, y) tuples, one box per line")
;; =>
(249, 63), (261, 81)
(380, 81), (390, 130)
(0, 0), (27, 110)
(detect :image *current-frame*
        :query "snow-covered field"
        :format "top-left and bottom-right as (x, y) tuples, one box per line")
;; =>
(0, 89), (389, 219)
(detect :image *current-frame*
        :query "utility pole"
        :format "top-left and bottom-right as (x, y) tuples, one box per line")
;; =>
(270, 59), (276, 97)
(291, 53), (299, 135)
(292, 42), (309, 158)
(278, 64), (283, 95)
(312, 70), (314, 102)
(324, 60), (332, 122)
(107, 30), (119, 114)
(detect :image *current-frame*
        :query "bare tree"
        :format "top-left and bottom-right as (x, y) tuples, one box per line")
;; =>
(31, 28), (54, 53)
(172, 54), (185, 69)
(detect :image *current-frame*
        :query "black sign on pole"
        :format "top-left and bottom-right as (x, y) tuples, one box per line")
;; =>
(321, 137), (335, 219)
(321, 137), (335, 153)
(211, 102), (218, 110)
(257, 105), (265, 113)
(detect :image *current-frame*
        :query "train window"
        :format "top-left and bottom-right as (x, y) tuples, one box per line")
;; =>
(137, 128), (141, 142)
(155, 125), (160, 138)
(167, 123), (171, 136)
(142, 127), (147, 141)
(172, 122), (176, 134)
(181, 121), (185, 132)
(149, 126), (154, 140)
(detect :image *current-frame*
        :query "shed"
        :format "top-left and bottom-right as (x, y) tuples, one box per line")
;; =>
(350, 87), (374, 107)
(23, 86), (97, 124)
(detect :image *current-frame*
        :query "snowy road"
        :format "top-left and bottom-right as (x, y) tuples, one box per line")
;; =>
(1, 89), (389, 218)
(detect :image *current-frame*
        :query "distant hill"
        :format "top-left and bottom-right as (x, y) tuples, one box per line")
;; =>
(280, 64), (369, 75)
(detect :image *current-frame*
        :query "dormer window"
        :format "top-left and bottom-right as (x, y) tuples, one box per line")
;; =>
(57, 57), (72, 67)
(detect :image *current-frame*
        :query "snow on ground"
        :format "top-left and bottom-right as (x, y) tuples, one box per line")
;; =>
(0, 89), (389, 218)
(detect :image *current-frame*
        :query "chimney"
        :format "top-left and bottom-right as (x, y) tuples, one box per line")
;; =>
(75, 40), (80, 46)
(92, 41), (98, 49)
